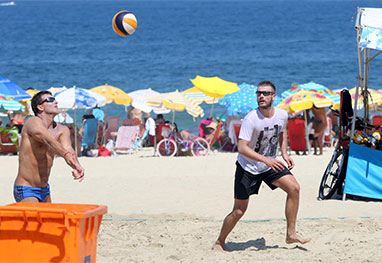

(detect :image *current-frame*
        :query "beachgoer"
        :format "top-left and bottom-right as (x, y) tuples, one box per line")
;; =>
(7, 110), (26, 133)
(127, 106), (143, 122)
(13, 91), (84, 203)
(90, 105), (105, 123)
(214, 80), (311, 251)
(311, 106), (328, 155)
(144, 112), (156, 146)
(155, 114), (166, 125)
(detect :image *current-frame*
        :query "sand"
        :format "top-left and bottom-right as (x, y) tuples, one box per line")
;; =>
(1, 147), (382, 262)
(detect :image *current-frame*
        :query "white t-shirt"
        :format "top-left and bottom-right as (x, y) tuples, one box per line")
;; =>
(145, 117), (156, 136)
(237, 107), (288, 174)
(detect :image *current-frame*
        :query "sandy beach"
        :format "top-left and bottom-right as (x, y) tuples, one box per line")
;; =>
(1, 147), (382, 262)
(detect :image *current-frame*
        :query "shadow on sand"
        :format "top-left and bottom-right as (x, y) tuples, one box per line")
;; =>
(225, 237), (308, 252)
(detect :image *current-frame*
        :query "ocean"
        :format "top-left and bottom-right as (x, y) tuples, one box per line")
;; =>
(1, 0), (382, 130)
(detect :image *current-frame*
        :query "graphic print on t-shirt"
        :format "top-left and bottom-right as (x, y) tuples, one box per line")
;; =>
(254, 124), (281, 157)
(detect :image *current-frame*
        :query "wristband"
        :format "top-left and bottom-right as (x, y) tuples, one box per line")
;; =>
(63, 151), (71, 158)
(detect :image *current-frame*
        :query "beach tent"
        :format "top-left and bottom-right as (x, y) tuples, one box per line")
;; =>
(342, 7), (382, 201)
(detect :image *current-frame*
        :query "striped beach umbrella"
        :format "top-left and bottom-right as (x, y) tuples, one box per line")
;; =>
(147, 90), (204, 119)
(219, 83), (281, 116)
(128, 88), (170, 114)
(0, 96), (25, 113)
(181, 87), (217, 105)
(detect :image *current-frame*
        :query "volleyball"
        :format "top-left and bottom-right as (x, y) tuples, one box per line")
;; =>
(112, 10), (137, 37)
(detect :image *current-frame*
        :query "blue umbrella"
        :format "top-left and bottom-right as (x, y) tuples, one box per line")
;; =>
(0, 76), (31, 101)
(219, 83), (281, 116)
(0, 96), (25, 113)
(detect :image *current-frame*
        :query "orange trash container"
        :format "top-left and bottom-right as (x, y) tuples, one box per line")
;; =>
(0, 203), (107, 263)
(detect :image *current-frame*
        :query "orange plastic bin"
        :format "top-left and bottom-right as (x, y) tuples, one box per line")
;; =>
(0, 203), (107, 263)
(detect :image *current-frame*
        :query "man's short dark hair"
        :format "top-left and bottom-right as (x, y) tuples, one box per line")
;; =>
(156, 114), (164, 119)
(31, 91), (53, 116)
(257, 80), (276, 92)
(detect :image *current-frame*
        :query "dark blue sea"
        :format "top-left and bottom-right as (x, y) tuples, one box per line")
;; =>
(1, 0), (382, 130)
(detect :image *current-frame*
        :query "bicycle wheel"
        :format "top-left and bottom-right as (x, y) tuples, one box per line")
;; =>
(157, 139), (177, 157)
(191, 138), (210, 157)
(318, 147), (348, 200)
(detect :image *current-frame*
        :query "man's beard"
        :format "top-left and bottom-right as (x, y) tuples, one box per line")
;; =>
(258, 100), (273, 110)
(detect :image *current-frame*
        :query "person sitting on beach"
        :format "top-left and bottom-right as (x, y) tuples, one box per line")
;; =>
(311, 106), (327, 155)
(214, 80), (310, 251)
(155, 114), (166, 125)
(54, 111), (74, 124)
(13, 91), (84, 203)
(127, 106), (143, 123)
(144, 112), (156, 146)
(7, 110), (27, 133)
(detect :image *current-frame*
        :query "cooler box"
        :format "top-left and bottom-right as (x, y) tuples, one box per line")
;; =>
(0, 203), (107, 263)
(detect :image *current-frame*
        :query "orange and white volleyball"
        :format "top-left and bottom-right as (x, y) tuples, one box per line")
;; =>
(112, 10), (137, 36)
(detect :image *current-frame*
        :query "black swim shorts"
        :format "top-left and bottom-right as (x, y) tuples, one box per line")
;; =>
(234, 161), (292, 200)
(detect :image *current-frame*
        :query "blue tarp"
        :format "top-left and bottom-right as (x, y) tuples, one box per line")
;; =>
(344, 142), (382, 199)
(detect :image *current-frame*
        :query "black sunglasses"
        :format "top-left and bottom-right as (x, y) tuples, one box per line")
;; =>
(256, 91), (274, 96)
(39, 97), (56, 105)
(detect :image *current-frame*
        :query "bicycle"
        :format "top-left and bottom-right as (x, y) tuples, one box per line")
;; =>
(156, 127), (210, 157)
(318, 90), (382, 199)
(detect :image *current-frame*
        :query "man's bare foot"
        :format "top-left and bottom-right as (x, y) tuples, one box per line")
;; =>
(212, 241), (225, 251)
(286, 234), (311, 244)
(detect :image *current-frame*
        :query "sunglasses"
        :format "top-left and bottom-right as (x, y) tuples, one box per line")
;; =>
(39, 97), (56, 105)
(256, 91), (274, 96)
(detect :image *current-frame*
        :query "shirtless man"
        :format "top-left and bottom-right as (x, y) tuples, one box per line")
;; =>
(311, 106), (328, 155)
(13, 91), (84, 203)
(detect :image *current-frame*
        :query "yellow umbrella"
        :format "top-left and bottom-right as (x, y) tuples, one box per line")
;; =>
(147, 90), (204, 119)
(190, 75), (239, 98)
(277, 90), (334, 113)
(90, 83), (132, 105)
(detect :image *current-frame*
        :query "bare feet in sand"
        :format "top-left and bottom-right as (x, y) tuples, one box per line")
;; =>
(212, 241), (225, 251)
(286, 234), (311, 244)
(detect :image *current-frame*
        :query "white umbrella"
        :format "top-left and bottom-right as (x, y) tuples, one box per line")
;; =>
(128, 88), (170, 114)
(54, 86), (107, 153)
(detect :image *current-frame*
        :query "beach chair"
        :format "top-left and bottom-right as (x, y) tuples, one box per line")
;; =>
(81, 118), (98, 156)
(231, 123), (242, 152)
(207, 122), (224, 149)
(103, 116), (120, 144)
(0, 127), (19, 155)
(114, 125), (140, 154)
(155, 123), (173, 142)
(287, 119), (307, 153)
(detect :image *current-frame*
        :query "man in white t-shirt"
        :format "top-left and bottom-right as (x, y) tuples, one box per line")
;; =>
(214, 80), (310, 251)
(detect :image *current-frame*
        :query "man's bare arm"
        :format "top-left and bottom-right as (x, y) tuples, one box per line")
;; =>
(57, 125), (85, 181)
(26, 117), (69, 157)
(238, 139), (286, 172)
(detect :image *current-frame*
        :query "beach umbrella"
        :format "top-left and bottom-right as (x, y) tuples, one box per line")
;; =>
(190, 76), (239, 98)
(0, 76), (31, 101)
(128, 88), (170, 114)
(190, 75), (239, 116)
(277, 90), (335, 113)
(54, 86), (107, 153)
(219, 83), (282, 116)
(282, 81), (340, 104)
(0, 96), (25, 113)
(147, 90), (204, 121)
(54, 86), (106, 110)
(90, 84), (132, 105)
(181, 87), (217, 105)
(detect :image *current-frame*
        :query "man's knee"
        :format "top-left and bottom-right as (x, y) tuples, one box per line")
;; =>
(288, 182), (300, 197)
(232, 207), (246, 218)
